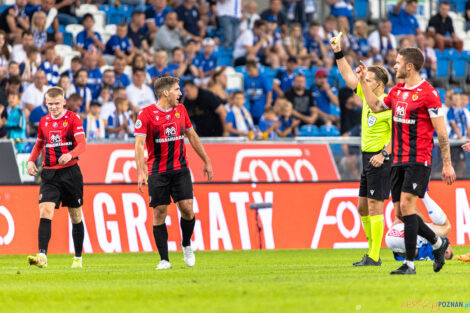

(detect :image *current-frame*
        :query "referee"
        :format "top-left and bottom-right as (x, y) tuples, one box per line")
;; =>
(330, 37), (391, 266)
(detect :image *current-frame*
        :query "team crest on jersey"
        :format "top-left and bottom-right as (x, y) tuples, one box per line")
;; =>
(135, 120), (142, 129)
(166, 115), (171, 120)
(53, 122), (58, 128)
(396, 101), (408, 117)
(175, 112), (180, 118)
(412, 94), (418, 101)
(368, 115), (377, 127)
(402, 92), (409, 100)
(63, 121), (68, 127)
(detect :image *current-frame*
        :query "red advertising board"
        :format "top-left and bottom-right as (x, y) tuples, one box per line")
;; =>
(79, 143), (339, 183)
(0, 181), (469, 255)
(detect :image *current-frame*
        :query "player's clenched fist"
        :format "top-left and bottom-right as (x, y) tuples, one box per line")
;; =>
(27, 161), (38, 176)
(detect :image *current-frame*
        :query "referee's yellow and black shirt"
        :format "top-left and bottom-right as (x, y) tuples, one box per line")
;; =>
(356, 82), (392, 152)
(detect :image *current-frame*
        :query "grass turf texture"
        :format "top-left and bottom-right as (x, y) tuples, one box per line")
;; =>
(1, 248), (469, 313)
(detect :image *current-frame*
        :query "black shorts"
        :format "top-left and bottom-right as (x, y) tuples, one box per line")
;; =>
(451, 146), (465, 162)
(358, 151), (391, 200)
(148, 168), (193, 207)
(391, 164), (431, 202)
(39, 164), (84, 209)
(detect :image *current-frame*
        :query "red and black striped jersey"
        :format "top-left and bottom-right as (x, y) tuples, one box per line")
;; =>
(134, 103), (193, 175)
(37, 110), (85, 169)
(382, 80), (442, 167)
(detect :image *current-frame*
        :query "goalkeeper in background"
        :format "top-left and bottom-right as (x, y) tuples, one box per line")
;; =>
(330, 35), (392, 266)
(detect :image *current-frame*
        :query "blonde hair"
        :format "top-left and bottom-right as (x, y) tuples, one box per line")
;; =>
(31, 11), (46, 32)
(279, 99), (293, 110)
(353, 20), (367, 38)
(46, 87), (65, 98)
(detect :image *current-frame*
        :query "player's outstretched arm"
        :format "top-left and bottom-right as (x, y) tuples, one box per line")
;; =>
(135, 135), (147, 193)
(357, 61), (388, 113)
(185, 129), (213, 181)
(329, 36), (358, 90)
(431, 116), (456, 185)
(462, 139), (470, 152)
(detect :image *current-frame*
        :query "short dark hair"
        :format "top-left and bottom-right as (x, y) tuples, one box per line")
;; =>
(254, 20), (266, 29)
(90, 101), (101, 107)
(22, 31), (32, 38)
(68, 93), (83, 102)
(131, 10), (144, 18)
(172, 47), (184, 55)
(440, 1), (450, 6)
(133, 67), (145, 75)
(154, 76), (180, 98)
(7, 75), (21, 86)
(309, 20), (320, 28)
(246, 60), (258, 69)
(232, 90), (244, 97)
(71, 56), (83, 64)
(75, 69), (88, 79)
(183, 80), (196, 88)
(117, 22), (127, 28)
(406, 0), (417, 4)
(367, 65), (389, 86)
(83, 13), (94, 21)
(398, 47), (425, 71)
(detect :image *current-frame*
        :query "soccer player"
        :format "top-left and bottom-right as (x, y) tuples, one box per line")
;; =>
(26, 87), (87, 268)
(330, 37), (391, 266)
(358, 48), (456, 275)
(386, 193), (453, 262)
(134, 76), (213, 270)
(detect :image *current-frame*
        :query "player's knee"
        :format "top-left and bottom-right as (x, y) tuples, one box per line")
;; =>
(153, 206), (168, 218)
(68, 208), (82, 224)
(39, 203), (54, 219)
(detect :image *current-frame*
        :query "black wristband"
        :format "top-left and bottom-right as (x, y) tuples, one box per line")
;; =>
(334, 51), (344, 60)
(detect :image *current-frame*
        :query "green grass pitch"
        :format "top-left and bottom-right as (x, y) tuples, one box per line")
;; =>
(1, 248), (470, 313)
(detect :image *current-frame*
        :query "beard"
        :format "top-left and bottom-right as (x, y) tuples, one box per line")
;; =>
(396, 69), (408, 79)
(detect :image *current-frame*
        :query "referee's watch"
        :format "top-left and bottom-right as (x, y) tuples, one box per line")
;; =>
(381, 150), (389, 159)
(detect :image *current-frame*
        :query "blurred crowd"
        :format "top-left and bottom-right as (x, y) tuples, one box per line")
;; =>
(1, 0), (470, 160)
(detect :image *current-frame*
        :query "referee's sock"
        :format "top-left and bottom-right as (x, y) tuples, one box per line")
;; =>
(38, 218), (52, 255)
(416, 215), (439, 246)
(369, 214), (384, 262)
(72, 221), (84, 258)
(360, 216), (372, 255)
(403, 214), (419, 262)
(180, 217), (195, 247)
(153, 224), (169, 261)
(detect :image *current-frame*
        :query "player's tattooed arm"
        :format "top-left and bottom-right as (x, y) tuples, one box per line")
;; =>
(431, 114), (456, 184)
(438, 133), (451, 165)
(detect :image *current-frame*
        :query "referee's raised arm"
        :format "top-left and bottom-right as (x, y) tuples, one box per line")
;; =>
(356, 62), (388, 114)
(329, 36), (358, 90)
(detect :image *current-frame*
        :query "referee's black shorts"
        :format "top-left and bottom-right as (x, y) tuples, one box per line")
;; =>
(39, 164), (84, 209)
(358, 151), (391, 200)
(148, 168), (193, 207)
(391, 164), (431, 203)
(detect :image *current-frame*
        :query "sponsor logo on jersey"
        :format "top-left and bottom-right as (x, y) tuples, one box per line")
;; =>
(165, 126), (177, 137)
(46, 130), (72, 147)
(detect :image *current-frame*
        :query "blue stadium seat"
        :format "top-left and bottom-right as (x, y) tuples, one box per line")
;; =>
(328, 66), (345, 90)
(108, 13), (126, 25)
(216, 47), (233, 66)
(320, 125), (340, 137)
(434, 50), (451, 89)
(260, 66), (275, 86)
(436, 87), (446, 104)
(330, 105), (341, 117)
(453, 88), (463, 94)
(355, 0), (368, 19)
(298, 125), (320, 137)
(99, 5), (115, 14)
(0, 5), (9, 15)
(235, 65), (247, 75)
(117, 5), (134, 21)
(444, 0), (466, 13)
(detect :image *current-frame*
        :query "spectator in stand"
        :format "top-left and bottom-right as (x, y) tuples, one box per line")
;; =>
(416, 33), (437, 79)
(225, 91), (255, 137)
(240, 1), (260, 33)
(276, 100), (299, 137)
(104, 23), (136, 64)
(126, 68), (156, 110)
(100, 86), (126, 120)
(55, 0), (79, 25)
(318, 15), (338, 68)
(244, 60), (272, 125)
(310, 69), (338, 125)
(427, 1), (463, 51)
(258, 107), (279, 139)
(285, 74), (317, 125)
(0, 31), (9, 78)
(338, 86), (361, 134)
(260, 0), (287, 34)
(0, 76), (22, 107)
(216, 0), (242, 49)
(113, 56), (131, 88)
(131, 54), (152, 85)
(4, 62), (21, 86)
(19, 46), (39, 87)
(466, 0), (470, 31)
(153, 12), (186, 62)
(447, 93), (470, 178)
(175, 0), (206, 42)
(304, 21), (328, 67)
(192, 38), (218, 87)
(350, 20), (372, 62)
(168, 47), (194, 85)
(0, 103), (6, 139)
(65, 92), (82, 114)
(58, 74), (74, 98)
(283, 23), (308, 65)
(32, 0), (63, 44)
(28, 96), (48, 136)
(147, 50), (173, 82)
(390, 0), (421, 38)
(326, 0), (353, 23)
(30, 11), (51, 52)
(63, 56), (82, 84)
(443, 89), (455, 134)
(208, 67), (228, 104)
(12, 32), (39, 65)
(182, 80), (227, 137)
(128, 11), (151, 61)
(76, 14), (105, 55)
(83, 52), (102, 99)
(0, 0), (30, 44)
(106, 97), (134, 139)
(265, 17), (287, 63)
(70, 68), (92, 115)
(100, 69), (115, 95)
(6, 91), (27, 152)
(21, 70), (49, 113)
(368, 20), (397, 59)
(146, 0), (173, 41)
(273, 56), (298, 99)
(38, 46), (59, 86)
(233, 19), (269, 66)
(83, 101), (106, 140)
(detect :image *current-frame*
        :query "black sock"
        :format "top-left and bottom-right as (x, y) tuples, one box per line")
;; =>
(38, 218), (51, 255)
(72, 221), (84, 257)
(180, 217), (195, 247)
(417, 216), (438, 245)
(403, 214), (419, 261)
(153, 224), (169, 261)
